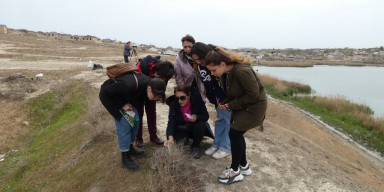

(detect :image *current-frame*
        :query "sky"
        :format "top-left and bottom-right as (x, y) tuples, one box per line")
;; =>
(1, 0), (383, 49)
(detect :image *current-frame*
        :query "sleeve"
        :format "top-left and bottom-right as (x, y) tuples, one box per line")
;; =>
(174, 55), (184, 85)
(166, 102), (176, 139)
(228, 69), (260, 110)
(194, 97), (209, 122)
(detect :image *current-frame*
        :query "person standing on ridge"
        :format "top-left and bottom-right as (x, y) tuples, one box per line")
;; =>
(99, 73), (167, 172)
(124, 41), (132, 63)
(191, 42), (232, 160)
(174, 34), (206, 101)
(135, 57), (175, 147)
(204, 46), (267, 184)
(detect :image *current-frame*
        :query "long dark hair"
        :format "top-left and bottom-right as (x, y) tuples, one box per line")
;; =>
(147, 75), (166, 103)
(153, 61), (174, 84)
(190, 42), (217, 60)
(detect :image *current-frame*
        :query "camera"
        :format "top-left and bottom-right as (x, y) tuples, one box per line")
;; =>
(133, 45), (138, 48)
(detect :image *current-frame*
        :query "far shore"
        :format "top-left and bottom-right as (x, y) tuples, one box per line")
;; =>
(254, 59), (384, 67)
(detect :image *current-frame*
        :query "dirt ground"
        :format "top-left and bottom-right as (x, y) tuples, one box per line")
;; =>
(1, 33), (384, 191)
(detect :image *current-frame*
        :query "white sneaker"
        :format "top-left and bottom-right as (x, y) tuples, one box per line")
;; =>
(239, 163), (252, 176)
(218, 167), (243, 184)
(205, 146), (218, 156)
(212, 150), (231, 159)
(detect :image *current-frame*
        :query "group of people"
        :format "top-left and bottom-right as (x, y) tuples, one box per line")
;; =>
(99, 35), (267, 184)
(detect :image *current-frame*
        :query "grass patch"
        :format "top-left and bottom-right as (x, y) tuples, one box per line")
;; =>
(259, 74), (384, 155)
(0, 79), (204, 191)
(0, 80), (87, 191)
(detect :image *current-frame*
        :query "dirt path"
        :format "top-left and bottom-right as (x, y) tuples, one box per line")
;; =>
(1, 34), (384, 191)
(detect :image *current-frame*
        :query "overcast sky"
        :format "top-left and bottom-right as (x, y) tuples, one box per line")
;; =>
(1, 0), (383, 49)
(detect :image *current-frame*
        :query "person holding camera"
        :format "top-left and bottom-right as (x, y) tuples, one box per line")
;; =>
(164, 84), (214, 159)
(123, 41), (132, 63)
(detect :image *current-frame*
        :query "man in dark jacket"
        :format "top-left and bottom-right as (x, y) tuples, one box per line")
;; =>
(123, 41), (132, 63)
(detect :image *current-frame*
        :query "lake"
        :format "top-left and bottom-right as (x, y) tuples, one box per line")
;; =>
(253, 65), (384, 117)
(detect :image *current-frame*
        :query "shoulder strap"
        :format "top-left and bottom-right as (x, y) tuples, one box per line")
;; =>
(133, 73), (138, 90)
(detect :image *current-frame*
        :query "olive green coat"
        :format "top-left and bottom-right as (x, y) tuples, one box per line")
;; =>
(220, 64), (267, 131)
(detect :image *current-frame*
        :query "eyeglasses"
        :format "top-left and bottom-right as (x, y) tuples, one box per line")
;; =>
(183, 45), (192, 49)
(175, 96), (187, 101)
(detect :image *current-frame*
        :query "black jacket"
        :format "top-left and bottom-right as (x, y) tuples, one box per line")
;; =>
(99, 73), (148, 120)
(165, 94), (213, 139)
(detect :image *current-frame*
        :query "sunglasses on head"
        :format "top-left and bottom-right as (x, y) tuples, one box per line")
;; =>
(175, 96), (186, 101)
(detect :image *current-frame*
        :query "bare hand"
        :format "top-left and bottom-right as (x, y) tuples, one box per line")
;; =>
(187, 114), (197, 122)
(164, 139), (174, 147)
(123, 103), (133, 111)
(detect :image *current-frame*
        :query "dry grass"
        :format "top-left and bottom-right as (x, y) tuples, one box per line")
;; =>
(1, 78), (206, 191)
(259, 60), (313, 67)
(257, 59), (384, 67)
(313, 95), (384, 134)
(144, 144), (205, 192)
(0, 74), (39, 100)
(258, 73), (311, 94)
(0, 101), (28, 153)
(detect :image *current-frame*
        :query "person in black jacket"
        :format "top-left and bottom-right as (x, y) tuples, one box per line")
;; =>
(99, 73), (166, 171)
(164, 84), (214, 159)
(135, 57), (175, 147)
(191, 42), (232, 160)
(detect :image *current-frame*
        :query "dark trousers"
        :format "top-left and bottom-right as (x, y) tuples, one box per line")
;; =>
(174, 121), (206, 148)
(229, 128), (247, 171)
(124, 55), (129, 63)
(136, 100), (157, 140)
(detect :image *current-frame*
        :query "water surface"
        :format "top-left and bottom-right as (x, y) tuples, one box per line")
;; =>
(254, 65), (384, 117)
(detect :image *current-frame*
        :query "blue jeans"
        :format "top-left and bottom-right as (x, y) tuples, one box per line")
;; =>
(212, 106), (231, 153)
(114, 107), (139, 152)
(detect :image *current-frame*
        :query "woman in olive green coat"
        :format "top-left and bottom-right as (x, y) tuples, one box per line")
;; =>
(205, 46), (267, 184)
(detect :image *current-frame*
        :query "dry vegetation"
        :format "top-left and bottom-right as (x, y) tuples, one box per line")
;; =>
(258, 60), (314, 67)
(1, 32), (384, 192)
(313, 95), (384, 135)
(257, 59), (384, 67)
(144, 144), (205, 192)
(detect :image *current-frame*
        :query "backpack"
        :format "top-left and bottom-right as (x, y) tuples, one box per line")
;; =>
(136, 55), (161, 76)
(106, 62), (139, 82)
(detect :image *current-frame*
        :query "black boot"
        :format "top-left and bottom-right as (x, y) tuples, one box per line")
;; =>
(128, 144), (146, 157)
(121, 151), (139, 171)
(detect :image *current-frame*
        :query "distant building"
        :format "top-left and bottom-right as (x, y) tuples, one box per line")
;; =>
(0, 24), (7, 34)
(37, 31), (46, 36)
(46, 32), (60, 39)
(73, 35), (80, 41)
(81, 35), (101, 43)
